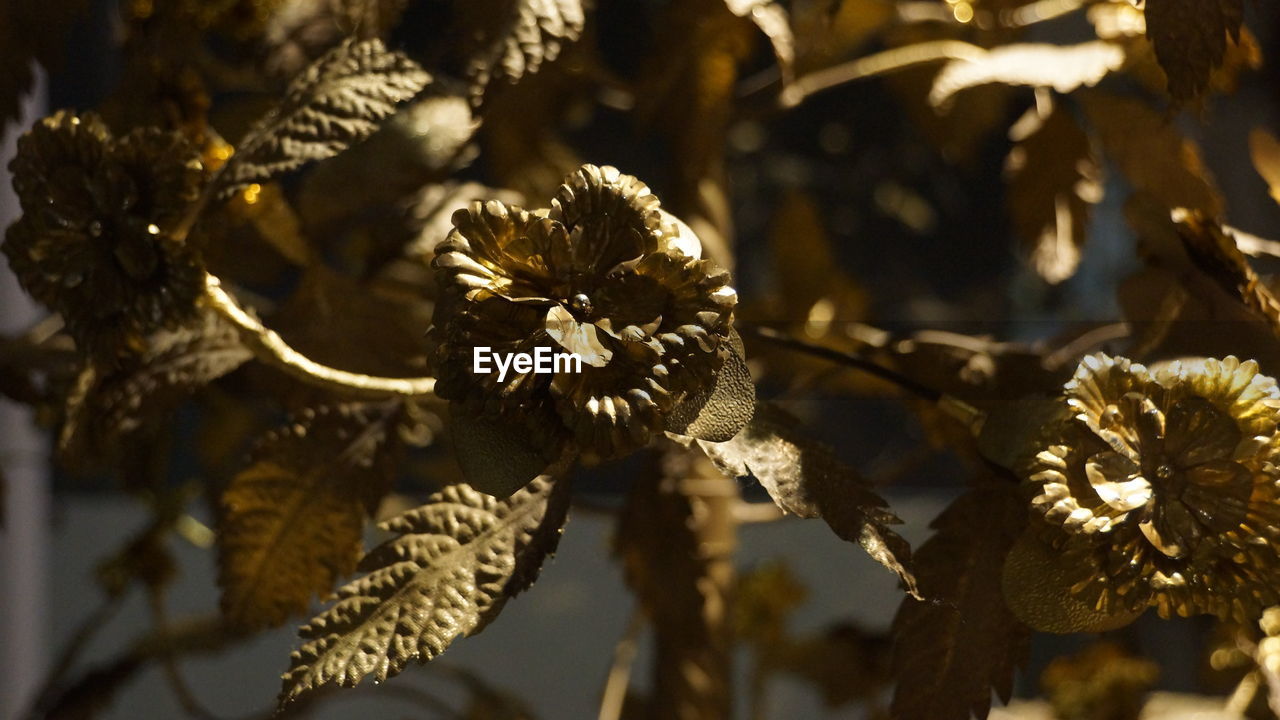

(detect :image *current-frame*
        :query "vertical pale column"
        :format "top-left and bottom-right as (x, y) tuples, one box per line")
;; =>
(0, 67), (49, 720)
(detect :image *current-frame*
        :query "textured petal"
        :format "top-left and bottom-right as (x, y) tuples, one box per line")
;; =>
(1164, 395), (1241, 466)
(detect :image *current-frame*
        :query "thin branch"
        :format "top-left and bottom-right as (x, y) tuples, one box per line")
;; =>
(780, 41), (986, 108)
(597, 610), (646, 720)
(203, 273), (436, 399)
(741, 325), (942, 403)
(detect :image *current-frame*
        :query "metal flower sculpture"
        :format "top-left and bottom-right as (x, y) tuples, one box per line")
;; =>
(1025, 354), (1280, 623)
(2, 111), (205, 360)
(430, 164), (741, 466)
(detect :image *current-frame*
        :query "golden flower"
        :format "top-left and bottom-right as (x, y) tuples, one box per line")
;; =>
(1027, 353), (1280, 623)
(3, 111), (205, 360)
(430, 164), (738, 461)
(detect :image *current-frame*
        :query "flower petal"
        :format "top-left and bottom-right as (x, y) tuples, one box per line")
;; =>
(1163, 395), (1242, 466)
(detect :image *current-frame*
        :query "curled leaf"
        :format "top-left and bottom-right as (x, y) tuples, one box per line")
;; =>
(665, 329), (755, 442)
(930, 42), (1125, 109)
(700, 402), (918, 597)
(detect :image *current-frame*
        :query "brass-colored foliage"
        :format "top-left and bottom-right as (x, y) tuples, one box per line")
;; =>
(59, 308), (253, 462)
(929, 42), (1126, 109)
(1144, 0), (1244, 105)
(1082, 92), (1222, 216)
(890, 487), (1029, 720)
(1174, 210), (1280, 338)
(217, 402), (404, 630)
(1251, 128), (1280, 208)
(1005, 101), (1103, 285)
(699, 402), (919, 596)
(3, 111), (206, 360)
(1041, 642), (1159, 720)
(1261, 607), (1280, 716)
(457, 0), (588, 105)
(216, 38), (431, 199)
(725, 0), (796, 87)
(278, 463), (572, 707)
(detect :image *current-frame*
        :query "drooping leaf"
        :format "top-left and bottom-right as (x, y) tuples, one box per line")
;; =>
(59, 308), (253, 461)
(1250, 128), (1280, 207)
(725, 0), (796, 87)
(930, 42), (1126, 109)
(217, 38), (431, 199)
(1172, 210), (1280, 340)
(665, 330), (755, 442)
(890, 487), (1030, 720)
(278, 463), (573, 707)
(217, 402), (404, 630)
(1144, 0), (1244, 105)
(1082, 92), (1222, 215)
(699, 402), (919, 596)
(458, 0), (588, 104)
(1005, 102), (1104, 284)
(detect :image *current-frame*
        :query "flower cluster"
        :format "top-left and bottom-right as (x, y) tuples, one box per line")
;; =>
(1026, 354), (1280, 623)
(429, 164), (738, 462)
(3, 111), (205, 360)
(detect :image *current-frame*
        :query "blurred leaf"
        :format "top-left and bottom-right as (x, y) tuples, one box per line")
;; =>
(767, 190), (868, 327)
(734, 561), (807, 648)
(700, 402), (919, 597)
(60, 309), (253, 462)
(890, 487), (1030, 720)
(278, 464), (573, 707)
(227, 181), (311, 265)
(930, 42), (1125, 108)
(218, 38), (431, 198)
(977, 394), (1070, 478)
(458, 0), (588, 105)
(1005, 102), (1104, 285)
(1260, 608), (1280, 717)
(665, 330), (755, 442)
(792, 0), (893, 74)
(1042, 642), (1158, 720)
(1251, 128), (1280, 207)
(1082, 92), (1222, 215)
(217, 402), (404, 630)
(785, 623), (891, 709)
(1144, 0), (1244, 105)
(725, 0), (796, 86)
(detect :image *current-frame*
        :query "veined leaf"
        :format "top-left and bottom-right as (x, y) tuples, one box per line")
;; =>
(929, 42), (1125, 108)
(1250, 128), (1280, 207)
(460, 0), (588, 104)
(1082, 92), (1222, 215)
(699, 402), (919, 597)
(59, 308), (253, 460)
(1005, 102), (1103, 285)
(218, 38), (431, 199)
(1144, 0), (1244, 105)
(278, 462), (573, 707)
(890, 487), (1030, 720)
(218, 402), (404, 630)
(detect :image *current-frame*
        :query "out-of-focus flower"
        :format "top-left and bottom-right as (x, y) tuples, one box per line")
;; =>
(1026, 353), (1280, 623)
(430, 164), (738, 461)
(3, 111), (206, 360)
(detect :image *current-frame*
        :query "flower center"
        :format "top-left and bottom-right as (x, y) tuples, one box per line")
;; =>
(568, 292), (594, 321)
(1155, 463), (1175, 481)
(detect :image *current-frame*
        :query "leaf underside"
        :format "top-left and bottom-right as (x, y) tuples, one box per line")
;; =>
(217, 402), (403, 631)
(699, 401), (919, 597)
(1145, 0), (1244, 105)
(278, 463), (573, 708)
(890, 487), (1030, 720)
(462, 0), (588, 104)
(218, 37), (431, 199)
